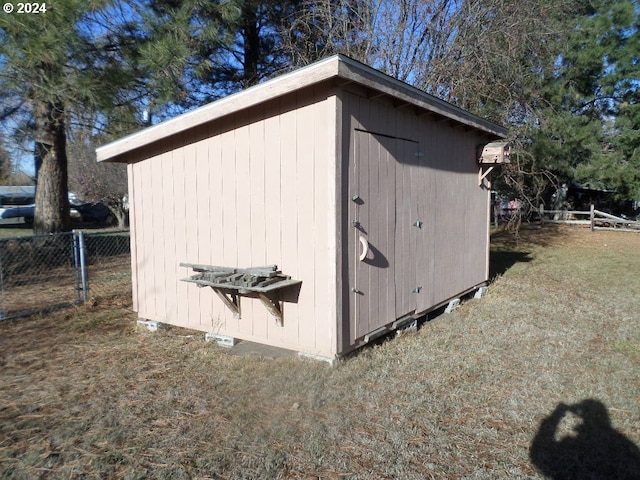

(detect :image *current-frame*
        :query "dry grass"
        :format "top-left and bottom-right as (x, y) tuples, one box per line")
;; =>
(0, 223), (33, 239)
(0, 227), (638, 479)
(0, 254), (131, 318)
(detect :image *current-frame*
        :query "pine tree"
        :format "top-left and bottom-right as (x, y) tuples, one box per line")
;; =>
(0, 1), (144, 233)
(142, 0), (297, 112)
(532, 0), (640, 200)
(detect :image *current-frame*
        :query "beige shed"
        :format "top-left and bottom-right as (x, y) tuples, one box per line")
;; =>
(97, 55), (508, 361)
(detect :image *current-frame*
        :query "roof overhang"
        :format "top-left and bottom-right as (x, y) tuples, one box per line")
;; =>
(97, 55), (507, 163)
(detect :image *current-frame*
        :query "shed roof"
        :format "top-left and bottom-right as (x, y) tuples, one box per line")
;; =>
(97, 55), (507, 163)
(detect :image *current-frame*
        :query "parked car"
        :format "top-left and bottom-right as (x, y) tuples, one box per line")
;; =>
(0, 205), (36, 221)
(0, 204), (105, 224)
(72, 202), (112, 224)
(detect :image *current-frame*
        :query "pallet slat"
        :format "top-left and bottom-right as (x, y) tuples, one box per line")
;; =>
(180, 263), (302, 325)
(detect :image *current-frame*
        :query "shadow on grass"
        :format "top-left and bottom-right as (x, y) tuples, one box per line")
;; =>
(489, 249), (532, 280)
(489, 226), (570, 280)
(0, 223), (31, 230)
(530, 399), (640, 480)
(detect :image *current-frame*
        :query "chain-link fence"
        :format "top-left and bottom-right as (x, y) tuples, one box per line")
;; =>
(81, 230), (131, 302)
(0, 230), (131, 320)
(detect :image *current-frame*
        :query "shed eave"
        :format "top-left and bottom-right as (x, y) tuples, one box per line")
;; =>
(335, 56), (507, 139)
(97, 54), (506, 163)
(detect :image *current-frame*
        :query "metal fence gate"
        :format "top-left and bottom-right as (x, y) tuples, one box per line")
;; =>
(0, 230), (131, 320)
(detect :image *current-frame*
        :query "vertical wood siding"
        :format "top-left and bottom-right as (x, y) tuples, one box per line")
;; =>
(344, 90), (490, 347)
(128, 82), (491, 357)
(129, 86), (338, 357)
(127, 163), (138, 312)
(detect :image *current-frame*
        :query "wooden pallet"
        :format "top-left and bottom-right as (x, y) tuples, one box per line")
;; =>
(180, 263), (301, 325)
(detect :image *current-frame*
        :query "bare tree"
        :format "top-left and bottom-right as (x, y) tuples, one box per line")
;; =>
(68, 132), (128, 228)
(0, 139), (12, 184)
(0, 1), (149, 233)
(282, 0), (464, 88)
(370, 0), (460, 90)
(280, 0), (581, 227)
(281, 0), (376, 66)
(444, 0), (581, 222)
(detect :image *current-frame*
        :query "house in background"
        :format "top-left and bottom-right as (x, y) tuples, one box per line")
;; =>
(97, 55), (508, 361)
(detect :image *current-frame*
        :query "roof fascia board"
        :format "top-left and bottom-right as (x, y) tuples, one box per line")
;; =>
(98, 54), (506, 163)
(335, 55), (507, 138)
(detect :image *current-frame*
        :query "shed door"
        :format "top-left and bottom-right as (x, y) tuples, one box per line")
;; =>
(351, 130), (419, 340)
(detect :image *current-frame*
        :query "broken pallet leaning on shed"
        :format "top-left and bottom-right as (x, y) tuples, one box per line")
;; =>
(180, 263), (301, 326)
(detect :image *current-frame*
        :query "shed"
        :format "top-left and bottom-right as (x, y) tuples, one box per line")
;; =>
(97, 55), (508, 360)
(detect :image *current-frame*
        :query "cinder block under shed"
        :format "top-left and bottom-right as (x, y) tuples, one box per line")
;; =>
(97, 55), (508, 361)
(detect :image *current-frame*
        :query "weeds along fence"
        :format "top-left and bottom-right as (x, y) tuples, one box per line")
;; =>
(539, 204), (640, 232)
(0, 230), (130, 320)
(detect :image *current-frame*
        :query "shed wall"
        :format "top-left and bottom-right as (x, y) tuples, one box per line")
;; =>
(129, 87), (338, 357)
(341, 90), (491, 349)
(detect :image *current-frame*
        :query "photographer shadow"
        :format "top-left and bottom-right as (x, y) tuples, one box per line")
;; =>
(530, 399), (640, 480)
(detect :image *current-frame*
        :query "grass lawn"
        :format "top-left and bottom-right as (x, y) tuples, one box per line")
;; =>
(0, 222), (34, 238)
(1, 227), (638, 479)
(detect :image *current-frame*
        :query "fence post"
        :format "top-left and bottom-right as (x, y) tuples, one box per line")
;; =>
(73, 231), (81, 304)
(590, 204), (595, 231)
(539, 204), (545, 229)
(0, 244), (4, 320)
(74, 230), (89, 303)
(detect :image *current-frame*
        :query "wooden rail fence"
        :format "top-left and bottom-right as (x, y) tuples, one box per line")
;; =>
(539, 204), (640, 233)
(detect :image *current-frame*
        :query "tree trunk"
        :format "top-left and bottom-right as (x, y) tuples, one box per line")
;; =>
(116, 210), (128, 229)
(33, 100), (71, 234)
(242, 1), (261, 88)
(107, 204), (129, 229)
